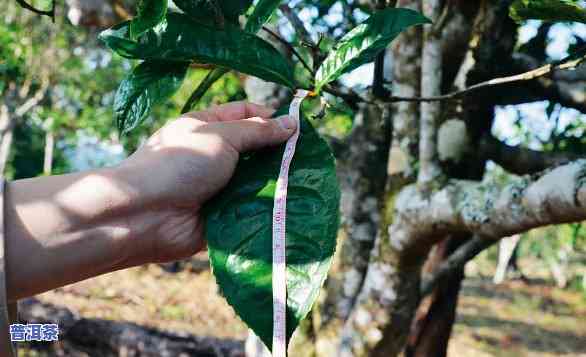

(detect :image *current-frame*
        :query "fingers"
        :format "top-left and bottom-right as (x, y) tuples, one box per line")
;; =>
(210, 115), (297, 152)
(182, 101), (274, 123)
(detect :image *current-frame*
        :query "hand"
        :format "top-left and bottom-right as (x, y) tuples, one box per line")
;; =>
(117, 101), (296, 263)
(4, 101), (296, 300)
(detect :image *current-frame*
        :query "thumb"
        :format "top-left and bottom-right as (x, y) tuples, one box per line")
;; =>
(212, 115), (297, 152)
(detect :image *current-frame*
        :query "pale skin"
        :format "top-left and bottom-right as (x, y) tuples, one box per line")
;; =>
(5, 102), (296, 301)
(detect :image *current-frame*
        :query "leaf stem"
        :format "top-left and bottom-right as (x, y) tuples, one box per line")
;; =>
(261, 26), (315, 76)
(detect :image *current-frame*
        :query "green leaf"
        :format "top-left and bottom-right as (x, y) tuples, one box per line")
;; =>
(509, 0), (586, 23)
(114, 60), (188, 134)
(179, 0), (280, 112)
(244, 0), (281, 33)
(172, 0), (253, 23)
(314, 8), (430, 92)
(99, 12), (295, 88)
(204, 109), (340, 351)
(130, 0), (168, 38)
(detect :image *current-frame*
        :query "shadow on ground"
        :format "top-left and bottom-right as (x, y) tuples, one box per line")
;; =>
(452, 277), (586, 357)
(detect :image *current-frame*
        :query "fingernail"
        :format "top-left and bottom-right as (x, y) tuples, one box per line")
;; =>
(276, 115), (297, 131)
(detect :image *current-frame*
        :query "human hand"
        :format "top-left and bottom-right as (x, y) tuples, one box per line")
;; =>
(117, 101), (296, 263)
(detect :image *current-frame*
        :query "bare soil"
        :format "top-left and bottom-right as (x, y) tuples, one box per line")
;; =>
(17, 252), (586, 356)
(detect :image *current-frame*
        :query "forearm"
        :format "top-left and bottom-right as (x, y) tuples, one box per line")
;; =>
(3, 167), (156, 301)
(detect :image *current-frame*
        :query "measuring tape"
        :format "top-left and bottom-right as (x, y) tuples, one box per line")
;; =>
(271, 89), (310, 357)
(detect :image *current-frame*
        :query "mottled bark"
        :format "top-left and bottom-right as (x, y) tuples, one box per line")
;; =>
(407, 2), (517, 354)
(395, 160), (586, 240)
(337, 1), (423, 355)
(341, 159), (586, 356)
(386, 0), (422, 181)
(406, 237), (467, 357)
(418, 0), (442, 189)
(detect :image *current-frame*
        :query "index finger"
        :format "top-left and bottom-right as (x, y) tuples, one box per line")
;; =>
(181, 101), (275, 122)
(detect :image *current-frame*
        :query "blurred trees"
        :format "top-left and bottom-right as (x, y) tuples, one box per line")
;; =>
(1, 0), (246, 179)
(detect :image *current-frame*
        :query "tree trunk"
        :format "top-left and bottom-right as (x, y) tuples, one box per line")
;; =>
(405, 236), (466, 357)
(405, 1), (519, 355)
(43, 117), (55, 176)
(494, 234), (522, 284)
(0, 104), (15, 175)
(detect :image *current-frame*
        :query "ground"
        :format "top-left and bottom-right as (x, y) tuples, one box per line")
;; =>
(17, 251), (586, 356)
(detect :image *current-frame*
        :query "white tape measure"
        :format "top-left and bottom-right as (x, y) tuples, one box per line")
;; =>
(271, 89), (310, 357)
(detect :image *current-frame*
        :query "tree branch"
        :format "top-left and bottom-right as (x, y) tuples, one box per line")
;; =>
(279, 4), (314, 46)
(504, 53), (586, 113)
(372, 0), (390, 99)
(420, 236), (495, 296)
(261, 26), (314, 76)
(479, 134), (580, 175)
(418, 0), (443, 188)
(382, 47), (586, 103)
(391, 160), (586, 251)
(15, 81), (49, 117)
(278, 4), (321, 71)
(16, 0), (55, 20)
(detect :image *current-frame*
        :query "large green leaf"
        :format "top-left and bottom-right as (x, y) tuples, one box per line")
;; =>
(130, 0), (168, 38)
(114, 60), (188, 134)
(204, 109), (340, 350)
(314, 8), (430, 92)
(179, 0), (282, 112)
(244, 0), (281, 33)
(510, 0), (586, 23)
(99, 12), (295, 88)
(172, 0), (253, 23)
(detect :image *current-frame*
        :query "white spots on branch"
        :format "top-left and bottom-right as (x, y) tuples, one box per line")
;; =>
(438, 119), (469, 163)
(389, 227), (408, 251)
(524, 159), (586, 221)
(363, 263), (397, 306)
(343, 269), (363, 298)
(381, 283), (397, 304)
(361, 197), (380, 223)
(388, 145), (409, 175)
(353, 223), (374, 242)
(365, 328), (383, 345)
(354, 308), (372, 327)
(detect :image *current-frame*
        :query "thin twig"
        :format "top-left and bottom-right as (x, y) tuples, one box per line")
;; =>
(323, 85), (373, 107)
(279, 4), (322, 71)
(420, 236), (496, 296)
(321, 50), (586, 105)
(372, 0), (390, 99)
(383, 51), (586, 102)
(431, 1), (451, 36)
(15, 0), (55, 20)
(261, 26), (314, 76)
(279, 4), (314, 46)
